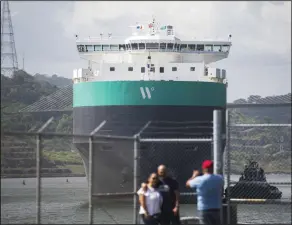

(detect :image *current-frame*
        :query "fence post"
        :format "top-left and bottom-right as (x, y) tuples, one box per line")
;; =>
(36, 133), (41, 224)
(226, 109), (231, 225)
(87, 120), (106, 224)
(213, 109), (223, 225)
(36, 117), (54, 224)
(133, 135), (140, 224)
(213, 110), (223, 174)
(88, 135), (93, 224)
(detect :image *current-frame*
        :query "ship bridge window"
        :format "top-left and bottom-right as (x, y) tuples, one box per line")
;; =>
(141, 67), (145, 73)
(139, 43), (145, 50)
(197, 44), (204, 51)
(160, 43), (166, 50)
(102, 45), (110, 51)
(110, 45), (119, 51)
(180, 44), (187, 52)
(172, 67), (177, 71)
(160, 67), (164, 73)
(188, 44), (196, 51)
(126, 44), (131, 50)
(110, 67), (115, 71)
(94, 45), (102, 51)
(77, 45), (85, 52)
(176, 44), (180, 51)
(213, 45), (222, 52)
(146, 43), (159, 50)
(128, 67), (133, 71)
(131, 43), (138, 50)
(167, 43), (174, 50)
(205, 45), (213, 51)
(190, 67), (196, 71)
(86, 45), (94, 52)
(119, 44), (126, 51)
(222, 45), (230, 52)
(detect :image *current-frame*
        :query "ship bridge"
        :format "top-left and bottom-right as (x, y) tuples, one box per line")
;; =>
(73, 18), (232, 84)
(75, 18), (232, 65)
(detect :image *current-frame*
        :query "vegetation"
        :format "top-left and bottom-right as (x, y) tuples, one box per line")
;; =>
(1, 71), (82, 178)
(229, 104), (291, 174)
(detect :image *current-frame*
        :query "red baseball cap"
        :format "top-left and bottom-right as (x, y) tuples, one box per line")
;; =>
(202, 160), (213, 169)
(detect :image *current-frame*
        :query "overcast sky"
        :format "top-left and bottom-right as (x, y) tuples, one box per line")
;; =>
(8, 1), (291, 102)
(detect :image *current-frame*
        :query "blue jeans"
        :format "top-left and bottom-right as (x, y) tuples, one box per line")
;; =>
(199, 209), (221, 225)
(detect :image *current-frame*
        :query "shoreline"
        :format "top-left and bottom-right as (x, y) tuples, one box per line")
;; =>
(1, 173), (86, 179)
(1, 171), (291, 179)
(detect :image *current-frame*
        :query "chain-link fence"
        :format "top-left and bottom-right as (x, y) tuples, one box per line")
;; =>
(1, 110), (222, 224)
(2, 107), (291, 224)
(225, 106), (291, 224)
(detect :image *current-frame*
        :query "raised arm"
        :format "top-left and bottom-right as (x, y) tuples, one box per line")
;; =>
(186, 170), (200, 188)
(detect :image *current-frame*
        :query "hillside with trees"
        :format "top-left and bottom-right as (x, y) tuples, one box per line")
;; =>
(1, 71), (82, 178)
(34, 73), (72, 88)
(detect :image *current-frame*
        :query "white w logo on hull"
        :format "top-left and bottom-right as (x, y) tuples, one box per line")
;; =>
(140, 87), (152, 99)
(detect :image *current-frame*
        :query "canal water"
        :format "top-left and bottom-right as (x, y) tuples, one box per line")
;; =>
(1, 175), (291, 224)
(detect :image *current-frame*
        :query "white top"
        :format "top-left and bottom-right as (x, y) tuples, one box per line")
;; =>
(137, 186), (163, 216)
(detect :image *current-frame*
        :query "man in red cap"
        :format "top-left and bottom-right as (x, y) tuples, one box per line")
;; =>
(186, 160), (224, 225)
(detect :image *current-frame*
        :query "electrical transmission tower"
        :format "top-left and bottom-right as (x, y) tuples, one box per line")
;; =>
(1, 0), (18, 77)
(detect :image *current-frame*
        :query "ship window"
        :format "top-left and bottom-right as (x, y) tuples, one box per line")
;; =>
(77, 45), (85, 52)
(85, 45), (93, 52)
(119, 44), (126, 51)
(128, 67), (133, 71)
(222, 45), (230, 52)
(176, 44), (180, 51)
(213, 45), (221, 52)
(141, 67), (145, 73)
(205, 45), (213, 51)
(110, 45), (119, 51)
(197, 44), (204, 51)
(180, 44), (187, 51)
(160, 43), (166, 50)
(146, 43), (159, 49)
(190, 67), (196, 71)
(110, 67), (115, 71)
(139, 43), (145, 49)
(160, 67), (164, 73)
(174, 43), (177, 50)
(188, 44), (196, 51)
(126, 44), (131, 50)
(131, 43), (138, 50)
(172, 67), (177, 71)
(94, 45), (102, 51)
(150, 67), (155, 72)
(167, 43), (174, 50)
(102, 45), (110, 51)
(86, 45), (94, 52)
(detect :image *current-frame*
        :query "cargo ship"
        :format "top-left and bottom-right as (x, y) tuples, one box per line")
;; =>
(72, 18), (231, 199)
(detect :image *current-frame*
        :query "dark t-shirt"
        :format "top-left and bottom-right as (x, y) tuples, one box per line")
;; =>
(156, 176), (179, 212)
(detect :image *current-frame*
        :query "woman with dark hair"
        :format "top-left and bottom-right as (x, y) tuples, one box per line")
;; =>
(137, 173), (163, 225)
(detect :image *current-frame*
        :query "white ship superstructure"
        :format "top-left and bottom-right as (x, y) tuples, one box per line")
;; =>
(73, 18), (231, 84)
